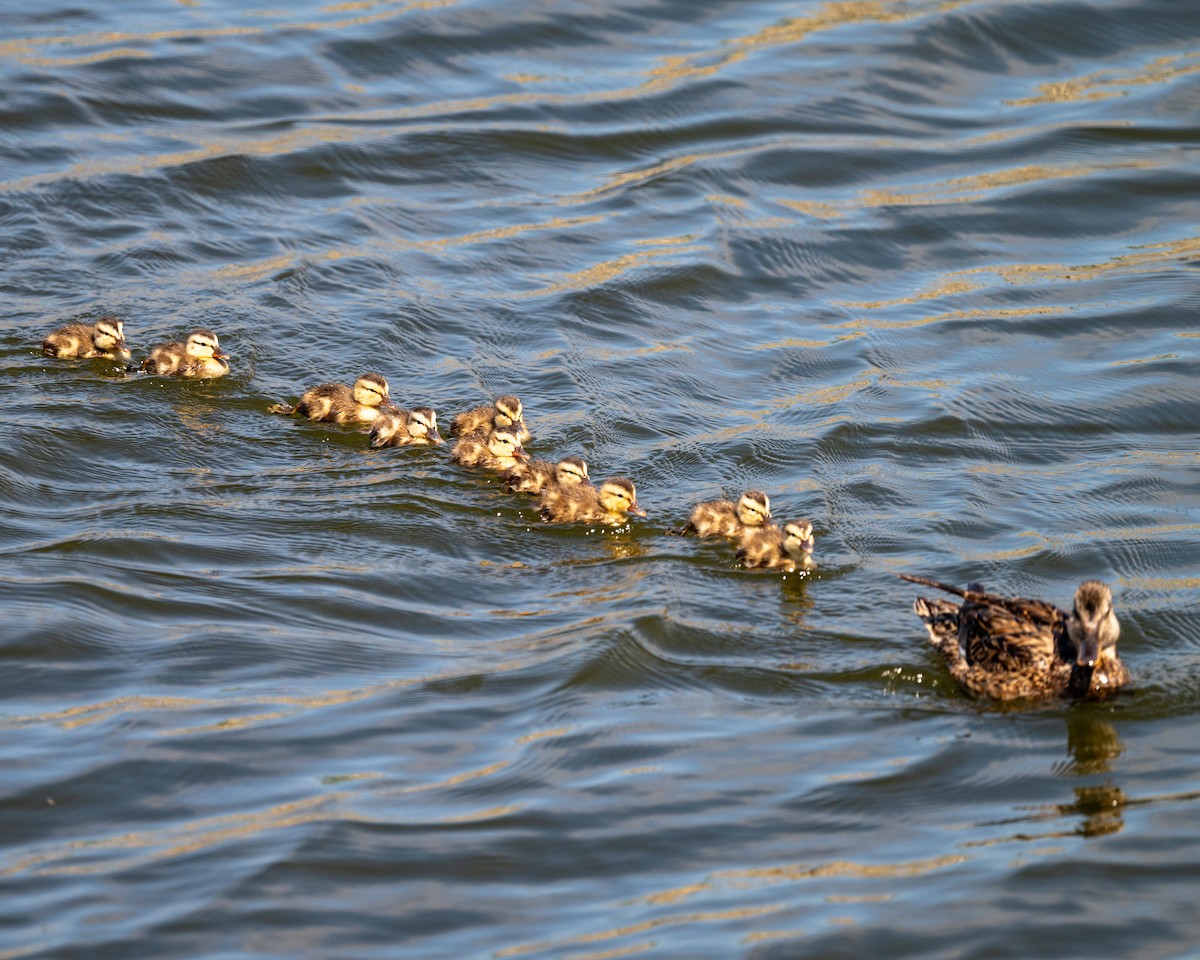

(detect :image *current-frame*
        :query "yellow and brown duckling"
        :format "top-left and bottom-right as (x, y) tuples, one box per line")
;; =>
(736, 519), (815, 573)
(450, 425), (528, 471)
(503, 455), (590, 495)
(538, 476), (645, 526)
(901, 574), (1129, 700)
(369, 406), (443, 448)
(669, 490), (771, 539)
(140, 329), (229, 378)
(450, 394), (531, 444)
(272, 373), (392, 424)
(42, 316), (130, 360)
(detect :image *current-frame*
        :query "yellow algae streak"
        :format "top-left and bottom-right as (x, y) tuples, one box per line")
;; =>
(1008, 53), (1200, 107)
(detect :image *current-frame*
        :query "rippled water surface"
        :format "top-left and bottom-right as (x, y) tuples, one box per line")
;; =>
(2, 0), (1199, 956)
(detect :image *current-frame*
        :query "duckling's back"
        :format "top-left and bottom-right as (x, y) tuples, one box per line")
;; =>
(683, 499), (740, 538)
(735, 525), (787, 570)
(538, 484), (601, 523)
(503, 459), (554, 494)
(450, 434), (490, 467)
(141, 340), (188, 375)
(42, 323), (98, 359)
(449, 405), (493, 439)
(295, 383), (357, 423)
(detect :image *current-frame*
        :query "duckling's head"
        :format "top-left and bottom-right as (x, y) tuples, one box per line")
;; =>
(1070, 580), (1119, 668)
(93, 316), (128, 356)
(599, 477), (646, 517)
(493, 395), (524, 429)
(555, 456), (589, 487)
(782, 519), (815, 559)
(409, 407), (442, 444)
(185, 329), (228, 360)
(353, 373), (390, 408)
(736, 490), (771, 527)
(487, 427), (527, 462)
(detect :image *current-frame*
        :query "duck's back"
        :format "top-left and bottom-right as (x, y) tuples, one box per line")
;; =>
(959, 596), (1067, 671)
(295, 383), (357, 423)
(142, 340), (189, 375)
(735, 525), (786, 570)
(686, 500), (739, 538)
(42, 323), (97, 358)
(504, 459), (554, 494)
(450, 405), (492, 438)
(538, 484), (600, 523)
(450, 435), (489, 467)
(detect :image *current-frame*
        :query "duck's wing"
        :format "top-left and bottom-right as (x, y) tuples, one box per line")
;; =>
(959, 600), (1064, 670)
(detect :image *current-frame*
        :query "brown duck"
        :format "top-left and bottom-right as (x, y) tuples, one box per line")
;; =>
(42, 316), (129, 359)
(450, 426), (528, 471)
(669, 490), (771, 539)
(503, 455), (589, 495)
(449, 395), (531, 444)
(736, 519), (815, 573)
(538, 476), (645, 526)
(900, 574), (1129, 700)
(272, 373), (393, 424)
(141, 329), (230, 378)
(369, 407), (443, 447)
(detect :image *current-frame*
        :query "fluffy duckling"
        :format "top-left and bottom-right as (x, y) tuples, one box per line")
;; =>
(273, 373), (392, 424)
(669, 490), (771, 539)
(369, 406), (443, 447)
(503, 455), (590, 495)
(539, 476), (645, 526)
(450, 395), (531, 444)
(140, 329), (230, 378)
(42, 316), (130, 359)
(736, 519), (815, 573)
(901, 574), (1129, 700)
(450, 426), (528, 471)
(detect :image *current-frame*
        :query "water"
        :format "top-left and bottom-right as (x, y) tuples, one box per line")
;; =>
(2, 0), (1199, 956)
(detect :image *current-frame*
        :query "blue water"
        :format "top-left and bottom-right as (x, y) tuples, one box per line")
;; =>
(2, 1), (1199, 956)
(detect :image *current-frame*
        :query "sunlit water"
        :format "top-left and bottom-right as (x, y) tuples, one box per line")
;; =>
(2, 1), (1199, 957)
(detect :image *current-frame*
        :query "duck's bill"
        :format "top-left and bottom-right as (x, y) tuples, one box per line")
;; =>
(629, 503), (647, 517)
(1075, 629), (1101, 668)
(801, 538), (815, 554)
(214, 347), (231, 359)
(429, 433), (444, 445)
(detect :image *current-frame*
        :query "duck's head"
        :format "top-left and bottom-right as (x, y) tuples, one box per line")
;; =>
(493, 395), (525, 431)
(1069, 580), (1120, 669)
(185, 329), (228, 360)
(555, 456), (589, 487)
(408, 407), (442, 444)
(94, 316), (128, 356)
(353, 372), (391, 408)
(782, 519), (815, 560)
(599, 477), (645, 517)
(487, 427), (527, 463)
(736, 490), (771, 527)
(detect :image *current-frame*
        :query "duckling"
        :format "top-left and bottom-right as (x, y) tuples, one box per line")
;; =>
(900, 574), (1129, 700)
(736, 519), (815, 573)
(450, 395), (531, 444)
(369, 406), (443, 447)
(42, 316), (129, 359)
(272, 373), (392, 424)
(539, 476), (645, 526)
(668, 490), (771, 539)
(450, 426), (528, 471)
(503, 455), (590, 495)
(140, 329), (230, 378)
